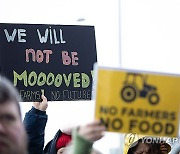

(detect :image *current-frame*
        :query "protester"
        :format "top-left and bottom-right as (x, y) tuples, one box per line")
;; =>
(127, 138), (155, 154)
(127, 136), (171, 154)
(44, 129), (72, 154)
(24, 99), (105, 154)
(0, 75), (105, 154)
(24, 95), (73, 154)
(23, 95), (48, 154)
(0, 76), (28, 154)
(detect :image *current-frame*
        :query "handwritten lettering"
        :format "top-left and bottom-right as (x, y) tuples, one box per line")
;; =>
(4, 29), (26, 42)
(20, 90), (41, 101)
(62, 51), (79, 65)
(26, 49), (53, 63)
(13, 70), (92, 88)
(37, 28), (66, 44)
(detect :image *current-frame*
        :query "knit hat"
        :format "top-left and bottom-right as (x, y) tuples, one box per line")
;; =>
(56, 133), (72, 150)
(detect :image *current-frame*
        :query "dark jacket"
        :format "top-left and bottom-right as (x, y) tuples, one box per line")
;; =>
(24, 107), (48, 154)
(44, 130), (62, 154)
(23, 107), (62, 154)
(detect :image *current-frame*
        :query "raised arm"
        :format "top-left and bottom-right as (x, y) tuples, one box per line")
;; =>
(23, 95), (48, 154)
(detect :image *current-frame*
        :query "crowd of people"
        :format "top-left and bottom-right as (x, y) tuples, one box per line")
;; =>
(0, 76), (106, 154)
(0, 75), (180, 154)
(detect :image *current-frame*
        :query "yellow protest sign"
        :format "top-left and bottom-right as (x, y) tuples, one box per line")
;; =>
(94, 67), (180, 137)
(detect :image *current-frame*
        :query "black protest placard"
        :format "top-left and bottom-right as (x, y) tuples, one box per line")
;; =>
(0, 23), (97, 101)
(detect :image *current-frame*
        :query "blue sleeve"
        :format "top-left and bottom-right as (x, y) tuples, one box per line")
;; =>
(23, 107), (48, 154)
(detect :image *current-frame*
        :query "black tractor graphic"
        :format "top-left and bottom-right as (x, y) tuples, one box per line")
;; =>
(121, 73), (160, 105)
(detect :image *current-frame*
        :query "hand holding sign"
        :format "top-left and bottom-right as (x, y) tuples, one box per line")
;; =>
(78, 120), (106, 142)
(33, 95), (48, 111)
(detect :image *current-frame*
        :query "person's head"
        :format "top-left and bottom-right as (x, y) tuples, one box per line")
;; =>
(44, 129), (72, 154)
(0, 76), (27, 154)
(127, 139), (154, 154)
(56, 132), (72, 154)
(127, 137), (171, 154)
